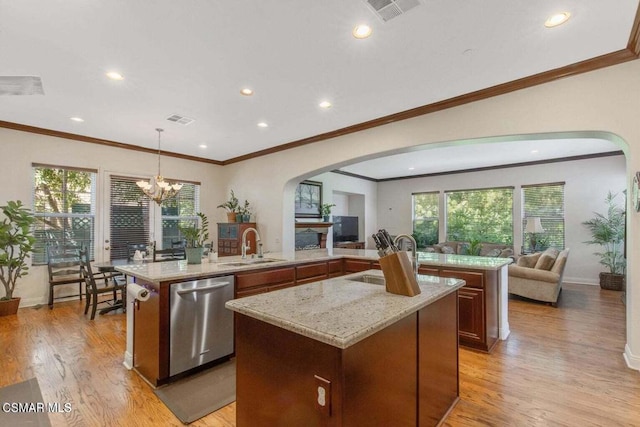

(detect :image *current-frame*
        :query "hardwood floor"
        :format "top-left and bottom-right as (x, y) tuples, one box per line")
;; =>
(1, 284), (638, 426)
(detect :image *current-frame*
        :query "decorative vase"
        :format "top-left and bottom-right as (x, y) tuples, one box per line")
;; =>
(185, 247), (204, 264)
(323, 215), (330, 222)
(237, 214), (244, 223)
(227, 212), (237, 223)
(0, 297), (20, 316)
(243, 214), (251, 222)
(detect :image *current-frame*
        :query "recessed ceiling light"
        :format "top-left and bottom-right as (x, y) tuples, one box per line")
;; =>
(352, 24), (372, 39)
(408, 167), (415, 170)
(70, 117), (84, 122)
(199, 144), (207, 149)
(319, 101), (332, 109)
(257, 122), (268, 128)
(545, 12), (571, 28)
(106, 71), (124, 81)
(240, 88), (253, 96)
(531, 150), (539, 154)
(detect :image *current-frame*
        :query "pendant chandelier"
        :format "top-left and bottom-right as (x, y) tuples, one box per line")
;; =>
(136, 128), (182, 205)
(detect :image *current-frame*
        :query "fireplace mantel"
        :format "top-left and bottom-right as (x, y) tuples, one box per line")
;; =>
(294, 221), (333, 229)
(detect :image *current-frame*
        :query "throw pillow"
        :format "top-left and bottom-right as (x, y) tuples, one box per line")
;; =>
(534, 248), (560, 270)
(517, 252), (541, 268)
(499, 248), (514, 258)
(441, 245), (455, 254)
(485, 248), (502, 257)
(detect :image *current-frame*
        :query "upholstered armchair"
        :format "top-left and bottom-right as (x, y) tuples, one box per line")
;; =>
(508, 248), (570, 307)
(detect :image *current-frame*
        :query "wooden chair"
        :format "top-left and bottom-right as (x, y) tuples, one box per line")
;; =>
(79, 247), (126, 320)
(152, 241), (186, 262)
(47, 244), (84, 309)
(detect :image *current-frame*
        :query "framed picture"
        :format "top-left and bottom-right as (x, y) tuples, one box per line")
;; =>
(295, 180), (322, 218)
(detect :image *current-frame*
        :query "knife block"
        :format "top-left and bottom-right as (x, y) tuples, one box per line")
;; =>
(379, 251), (421, 297)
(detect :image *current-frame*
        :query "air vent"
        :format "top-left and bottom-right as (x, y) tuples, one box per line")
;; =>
(0, 76), (44, 95)
(365, 0), (422, 22)
(166, 114), (195, 126)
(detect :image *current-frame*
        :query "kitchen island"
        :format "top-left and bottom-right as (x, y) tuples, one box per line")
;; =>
(226, 269), (465, 426)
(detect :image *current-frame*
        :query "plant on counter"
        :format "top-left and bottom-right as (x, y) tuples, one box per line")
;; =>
(217, 190), (240, 222)
(179, 212), (210, 248)
(0, 201), (36, 316)
(582, 191), (626, 290)
(237, 199), (252, 222)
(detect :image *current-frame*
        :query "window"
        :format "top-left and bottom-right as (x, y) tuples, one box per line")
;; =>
(110, 176), (151, 260)
(32, 164), (97, 264)
(445, 187), (513, 244)
(522, 182), (565, 251)
(161, 183), (200, 249)
(412, 192), (439, 248)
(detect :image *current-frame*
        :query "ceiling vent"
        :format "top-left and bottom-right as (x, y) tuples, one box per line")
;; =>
(0, 76), (44, 95)
(365, 0), (422, 22)
(166, 114), (195, 126)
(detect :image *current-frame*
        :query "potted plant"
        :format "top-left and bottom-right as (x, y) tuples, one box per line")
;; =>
(582, 192), (626, 290)
(320, 203), (336, 222)
(179, 212), (210, 264)
(238, 200), (252, 223)
(217, 190), (240, 222)
(0, 201), (36, 316)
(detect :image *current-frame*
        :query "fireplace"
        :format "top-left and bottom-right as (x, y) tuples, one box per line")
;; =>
(294, 221), (332, 250)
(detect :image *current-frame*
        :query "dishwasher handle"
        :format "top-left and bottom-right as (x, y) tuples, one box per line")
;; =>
(176, 281), (231, 295)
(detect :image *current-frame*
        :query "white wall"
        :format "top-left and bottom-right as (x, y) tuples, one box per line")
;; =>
(377, 155), (626, 284)
(0, 128), (225, 307)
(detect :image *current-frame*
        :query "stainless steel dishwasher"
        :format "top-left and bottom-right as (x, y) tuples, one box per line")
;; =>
(169, 276), (234, 376)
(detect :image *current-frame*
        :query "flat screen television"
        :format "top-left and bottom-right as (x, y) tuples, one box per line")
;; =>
(333, 216), (359, 242)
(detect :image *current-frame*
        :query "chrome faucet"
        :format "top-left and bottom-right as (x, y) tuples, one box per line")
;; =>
(241, 227), (262, 259)
(393, 234), (418, 275)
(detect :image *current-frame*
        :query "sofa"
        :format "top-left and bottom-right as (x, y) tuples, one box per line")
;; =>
(508, 248), (570, 307)
(427, 241), (514, 258)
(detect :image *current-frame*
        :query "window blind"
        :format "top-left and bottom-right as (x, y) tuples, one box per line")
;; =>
(110, 176), (150, 260)
(160, 183), (200, 249)
(522, 183), (565, 251)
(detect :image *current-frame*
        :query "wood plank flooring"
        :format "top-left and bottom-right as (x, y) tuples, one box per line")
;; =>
(1, 284), (638, 426)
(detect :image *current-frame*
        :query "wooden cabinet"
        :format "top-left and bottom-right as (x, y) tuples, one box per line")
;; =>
(217, 223), (257, 257)
(328, 259), (343, 277)
(295, 261), (329, 285)
(235, 266), (296, 298)
(343, 258), (373, 273)
(334, 241), (365, 249)
(132, 280), (165, 386)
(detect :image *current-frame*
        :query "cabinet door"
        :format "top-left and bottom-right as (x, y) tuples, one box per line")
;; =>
(418, 266), (439, 276)
(296, 262), (328, 285)
(439, 269), (484, 288)
(328, 259), (343, 277)
(133, 284), (160, 385)
(344, 259), (372, 273)
(457, 287), (485, 347)
(235, 267), (295, 296)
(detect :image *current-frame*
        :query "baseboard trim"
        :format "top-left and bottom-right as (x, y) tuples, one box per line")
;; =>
(623, 344), (640, 371)
(123, 351), (133, 370)
(563, 277), (599, 286)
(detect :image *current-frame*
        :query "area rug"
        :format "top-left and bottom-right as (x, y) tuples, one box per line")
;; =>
(0, 377), (52, 426)
(154, 359), (236, 424)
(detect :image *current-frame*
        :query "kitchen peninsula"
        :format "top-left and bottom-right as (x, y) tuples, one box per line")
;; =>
(115, 248), (510, 386)
(227, 270), (465, 426)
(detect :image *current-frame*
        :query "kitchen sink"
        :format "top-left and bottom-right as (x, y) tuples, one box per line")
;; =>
(219, 258), (284, 267)
(345, 274), (386, 286)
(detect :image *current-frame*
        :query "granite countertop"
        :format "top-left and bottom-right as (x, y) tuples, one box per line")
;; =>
(225, 269), (464, 349)
(114, 248), (511, 284)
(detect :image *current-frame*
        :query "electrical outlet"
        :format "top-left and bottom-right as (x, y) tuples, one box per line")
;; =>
(314, 375), (331, 416)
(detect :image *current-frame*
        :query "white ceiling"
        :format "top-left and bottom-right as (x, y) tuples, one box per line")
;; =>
(0, 1), (637, 168)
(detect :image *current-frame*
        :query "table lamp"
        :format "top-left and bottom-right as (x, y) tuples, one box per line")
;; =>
(525, 217), (545, 252)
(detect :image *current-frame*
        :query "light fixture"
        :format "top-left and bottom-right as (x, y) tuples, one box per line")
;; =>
(199, 144), (207, 149)
(525, 217), (545, 251)
(319, 100), (332, 109)
(70, 117), (84, 122)
(352, 24), (372, 39)
(240, 88), (253, 96)
(531, 149), (539, 154)
(545, 12), (571, 28)
(408, 167), (415, 170)
(257, 122), (269, 128)
(106, 71), (124, 80)
(136, 128), (182, 205)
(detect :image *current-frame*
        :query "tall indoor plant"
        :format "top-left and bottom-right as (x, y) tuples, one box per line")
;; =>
(179, 212), (210, 264)
(0, 200), (36, 316)
(582, 192), (626, 290)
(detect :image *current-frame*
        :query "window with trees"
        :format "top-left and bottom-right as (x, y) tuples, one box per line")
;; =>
(522, 182), (565, 251)
(161, 183), (200, 249)
(412, 192), (439, 249)
(32, 164), (97, 264)
(445, 187), (514, 244)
